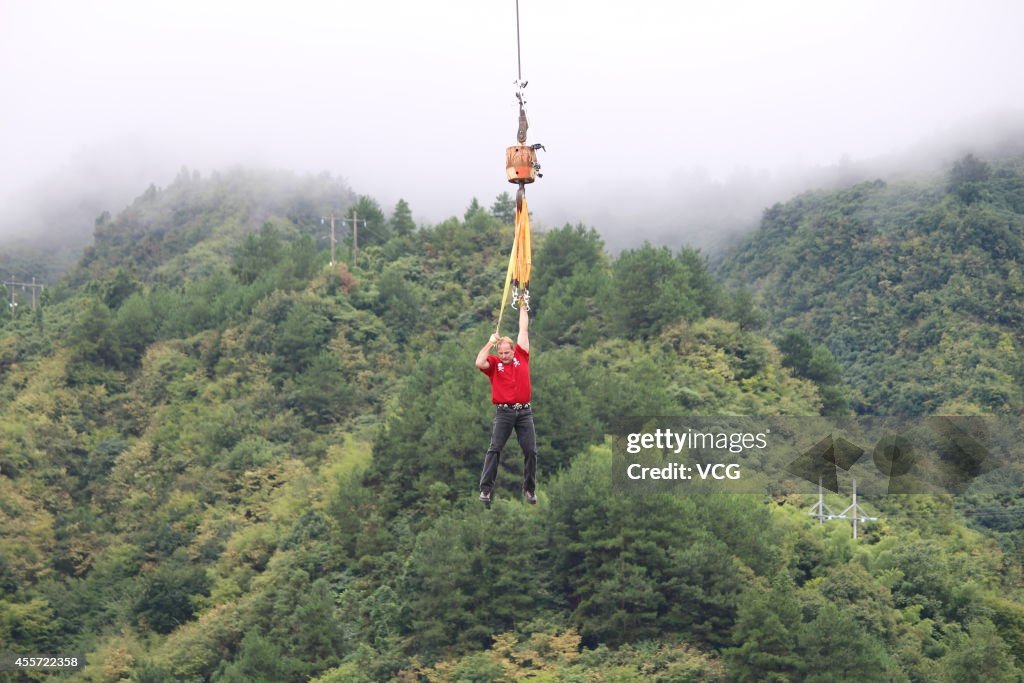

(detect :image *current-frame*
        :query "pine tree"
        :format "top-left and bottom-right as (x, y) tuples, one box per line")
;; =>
(464, 197), (484, 221)
(726, 573), (802, 682)
(490, 192), (516, 224)
(390, 198), (415, 236)
(796, 604), (893, 682)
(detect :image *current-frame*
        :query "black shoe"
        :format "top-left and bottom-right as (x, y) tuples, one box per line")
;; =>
(524, 490), (537, 505)
(479, 490), (492, 503)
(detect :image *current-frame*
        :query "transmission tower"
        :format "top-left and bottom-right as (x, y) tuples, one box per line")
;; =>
(807, 477), (879, 539)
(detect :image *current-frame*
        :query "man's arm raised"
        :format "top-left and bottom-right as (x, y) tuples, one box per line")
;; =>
(517, 304), (530, 354)
(476, 333), (499, 370)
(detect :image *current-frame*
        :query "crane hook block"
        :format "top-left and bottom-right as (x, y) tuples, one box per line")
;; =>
(506, 145), (538, 184)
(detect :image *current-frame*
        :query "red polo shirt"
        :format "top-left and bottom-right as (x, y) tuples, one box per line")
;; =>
(481, 344), (532, 404)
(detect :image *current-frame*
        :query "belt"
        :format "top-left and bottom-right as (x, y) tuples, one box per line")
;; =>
(496, 402), (531, 410)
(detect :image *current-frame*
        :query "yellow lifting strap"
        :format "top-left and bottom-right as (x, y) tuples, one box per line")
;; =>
(495, 193), (531, 336)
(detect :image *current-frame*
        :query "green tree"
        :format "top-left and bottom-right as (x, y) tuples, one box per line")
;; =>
(676, 247), (722, 315)
(796, 604), (893, 683)
(232, 223), (284, 285)
(69, 298), (121, 368)
(352, 196), (389, 246)
(271, 302), (333, 375)
(531, 266), (613, 347)
(134, 550), (211, 634)
(282, 351), (355, 429)
(873, 537), (961, 621)
(102, 267), (140, 309)
(531, 348), (604, 470)
(778, 331), (813, 376)
(113, 292), (158, 367)
(667, 535), (746, 647)
(464, 197), (484, 221)
(133, 660), (179, 683)
(547, 449), (740, 647)
(491, 191), (516, 224)
(366, 334), (492, 512)
(778, 331), (850, 415)
(726, 574), (802, 682)
(940, 619), (1018, 683)
(269, 577), (349, 673)
(214, 632), (306, 683)
(573, 557), (664, 644)
(285, 234), (319, 284)
(815, 563), (898, 641)
(573, 343), (675, 422)
(949, 153), (991, 204)
(375, 263), (426, 344)
(532, 223), (606, 301)
(398, 504), (557, 657)
(611, 244), (703, 339)
(389, 198), (415, 236)
(725, 288), (766, 331)
(0, 599), (58, 651)
(530, 223), (613, 345)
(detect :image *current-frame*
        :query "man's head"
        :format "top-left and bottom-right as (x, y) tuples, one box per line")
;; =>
(496, 337), (515, 363)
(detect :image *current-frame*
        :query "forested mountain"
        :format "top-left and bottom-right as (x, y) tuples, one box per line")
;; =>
(1, 165), (1022, 681)
(718, 154), (1024, 415)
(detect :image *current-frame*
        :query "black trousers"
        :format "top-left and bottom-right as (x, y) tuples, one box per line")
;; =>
(479, 405), (538, 494)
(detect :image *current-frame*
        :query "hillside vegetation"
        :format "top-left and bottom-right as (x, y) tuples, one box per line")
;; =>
(719, 154), (1024, 415)
(0, 164), (1021, 681)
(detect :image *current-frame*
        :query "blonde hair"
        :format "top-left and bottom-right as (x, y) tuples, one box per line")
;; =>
(496, 336), (515, 351)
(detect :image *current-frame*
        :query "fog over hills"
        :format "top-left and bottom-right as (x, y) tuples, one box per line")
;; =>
(4, 0), (1024, 267)
(3, 111), (1022, 279)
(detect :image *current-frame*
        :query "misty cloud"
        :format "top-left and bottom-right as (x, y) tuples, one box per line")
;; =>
(3, 0), (1023, 253)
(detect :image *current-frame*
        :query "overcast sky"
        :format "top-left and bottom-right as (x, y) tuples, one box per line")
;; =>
(2, 0), (1023, 244)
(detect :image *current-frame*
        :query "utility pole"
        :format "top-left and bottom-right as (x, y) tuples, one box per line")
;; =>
(321, 214), (339, 265)
(808, 476), (837, 525)
(3, 276), (44, 315)
(342, 211), (367, 268)
(806, 477), (878, 539)
(838, 479), (877, 540)
(5, 279), (15, 316)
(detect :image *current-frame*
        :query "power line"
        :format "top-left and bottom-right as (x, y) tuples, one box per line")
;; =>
(320, 211), (378, 268)
(3, 276), (44, 315)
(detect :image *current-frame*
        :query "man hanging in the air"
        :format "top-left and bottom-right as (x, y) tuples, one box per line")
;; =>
(474, 304), (538, 505)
